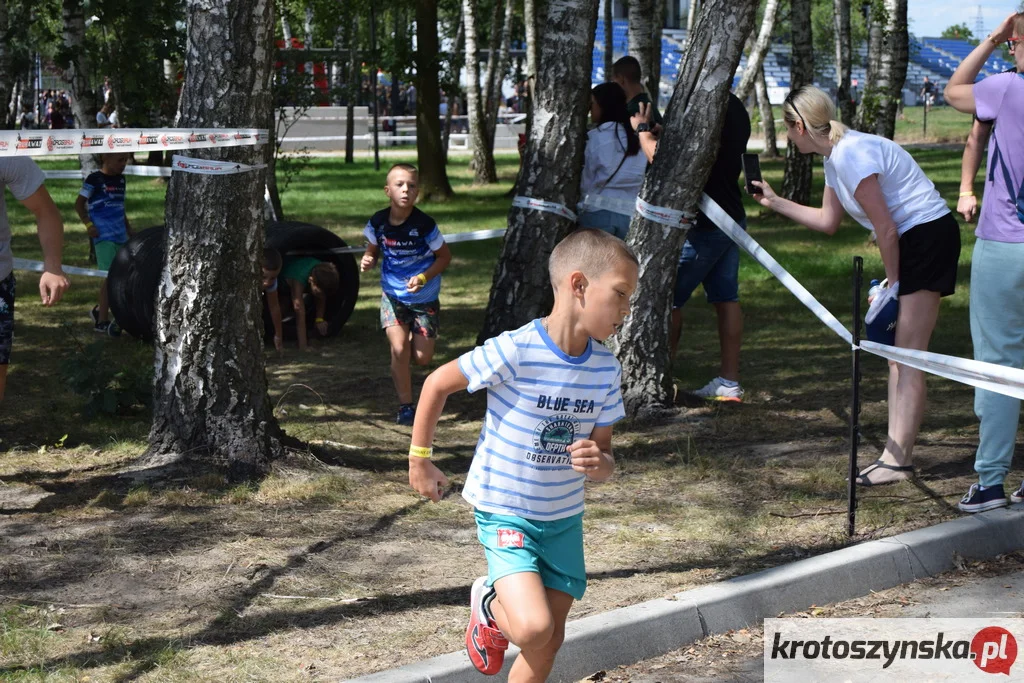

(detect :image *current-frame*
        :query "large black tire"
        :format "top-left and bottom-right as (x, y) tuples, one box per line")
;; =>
(107, 226), (166, 342)
(264, 221), (359, 341)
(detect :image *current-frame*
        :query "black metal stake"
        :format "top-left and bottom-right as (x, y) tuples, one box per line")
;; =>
(848, 256), (863, 537)
(369, 5), (380, 172)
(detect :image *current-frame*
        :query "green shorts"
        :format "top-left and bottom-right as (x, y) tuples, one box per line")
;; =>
(475, 509), (586, 600)
(94, 240), (125, 273)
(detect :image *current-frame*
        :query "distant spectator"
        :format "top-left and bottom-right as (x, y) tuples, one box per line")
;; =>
(611, 55), (664, 126)
(96, 102), (116, 129)
(920, 76), (936, 110)
(102, 76), (113, 103)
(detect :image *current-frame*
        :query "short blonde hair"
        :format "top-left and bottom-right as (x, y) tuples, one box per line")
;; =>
(548, 229), (638, 289)
(782, 86), (849, 145)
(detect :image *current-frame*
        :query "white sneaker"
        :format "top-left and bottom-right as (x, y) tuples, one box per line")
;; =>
(1011, 482), (1024, 505)
(692, 377), (744, 402)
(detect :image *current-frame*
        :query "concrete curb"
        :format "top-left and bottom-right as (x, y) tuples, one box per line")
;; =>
(348, 505), (1024, 682)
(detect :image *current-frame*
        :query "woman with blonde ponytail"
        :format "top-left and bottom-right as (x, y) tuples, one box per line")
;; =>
(754, 85), (961, 487)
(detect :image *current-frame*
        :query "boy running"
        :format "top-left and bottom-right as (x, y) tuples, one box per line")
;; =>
(408, 229), (638, 680)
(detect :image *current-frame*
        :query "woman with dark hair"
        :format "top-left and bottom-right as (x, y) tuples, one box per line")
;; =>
(578, 82), (647, 238)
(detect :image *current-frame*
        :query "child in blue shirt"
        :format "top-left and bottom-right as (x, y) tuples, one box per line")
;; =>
(360, 163), (451, 425)
(408, 229), (638, 680)
(75, 152), (133, 335)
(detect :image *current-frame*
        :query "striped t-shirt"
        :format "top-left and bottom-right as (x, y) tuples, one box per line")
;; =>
(458, 319), (626, 521)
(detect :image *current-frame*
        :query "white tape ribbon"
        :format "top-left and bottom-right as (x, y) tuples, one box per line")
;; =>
(12, 257), (108, 278)
(511, 196), (577, 222)
(635, 197), (694, 229)
(0, 128), (268, 158)
(288, 227), (510, 257)
(171, 155), (266, 175)
(700, 193), (854, 345)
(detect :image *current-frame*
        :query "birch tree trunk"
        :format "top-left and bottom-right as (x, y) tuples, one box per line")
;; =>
(875, 0), (907, 139)
(0, 0), (9, 129)
(617, 0), (758, 418)
(443, 16), (465, 160)
(478, 0), (599, 342)
(487, 0), (515, 142)
(463, 0), (498, 184)
(857, 0), (884, 131)
(416, 0), (454, 200)
(628, 0), (658, 99)
(603, 0), (613, 81)
(756, 67), (778, 157)
(61, 0), (99, 172)
(686, 0), (700, 33)
(147, 0), (281, 478)
(734, 0), (781, 102)
(833, 0), (854, 126)
(781, 0), (813, 205)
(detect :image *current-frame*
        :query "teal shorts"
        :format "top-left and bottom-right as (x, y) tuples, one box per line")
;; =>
(94, 240), (125, 272)
(475, 509), (587, 601)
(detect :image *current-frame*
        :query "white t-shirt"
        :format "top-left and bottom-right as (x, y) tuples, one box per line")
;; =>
(580, 122), (647, 202)
(458, 319), (626, 521)
(822, 130), (948, 235)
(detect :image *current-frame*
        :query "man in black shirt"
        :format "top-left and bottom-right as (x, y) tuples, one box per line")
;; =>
(612, 56), (664, 126)
(631, 92), (751, 402)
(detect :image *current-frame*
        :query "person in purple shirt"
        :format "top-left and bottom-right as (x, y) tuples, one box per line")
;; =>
(945, 11), (1024, 513)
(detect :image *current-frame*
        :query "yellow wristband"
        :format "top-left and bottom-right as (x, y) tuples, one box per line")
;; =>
(415, 273), (427, 285)
(315, 317), (325, 323)
(959, 191), (974, 197)
(409, 445), (433, 459)
(989, 35), (1001, 47)
(85, 221), (94, 228)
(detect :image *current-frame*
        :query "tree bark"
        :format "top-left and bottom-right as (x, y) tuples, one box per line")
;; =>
(524, 0), (539, 101)
(477, 0), (599, 343)
(483, 0), (504, 129)
(416, 0), (454, 200)
(61, 0), (100, 172)
(833, 0), (854, 126)
(628, 0), (658, 100)
(781, 0), (813, 205)
(147, 0), (281, 478)
(603, 0), (613, 81)
(756, 66), (778, 157)
(734, 0), (781, 102)
(464, 0), (498, 184)
(443, 15), (465, 161)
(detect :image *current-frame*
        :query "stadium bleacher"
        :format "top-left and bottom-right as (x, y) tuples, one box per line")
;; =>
(592, 20), (1014, 106)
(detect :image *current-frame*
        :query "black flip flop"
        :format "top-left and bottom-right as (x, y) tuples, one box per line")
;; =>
(855, 459), (914, 487)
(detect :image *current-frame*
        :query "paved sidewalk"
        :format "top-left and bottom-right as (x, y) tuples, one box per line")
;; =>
(349, 505), (1024, 683)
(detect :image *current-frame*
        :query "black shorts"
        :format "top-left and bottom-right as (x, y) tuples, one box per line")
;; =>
(0, 273), (14, 365)
(898, 213), (961, 297)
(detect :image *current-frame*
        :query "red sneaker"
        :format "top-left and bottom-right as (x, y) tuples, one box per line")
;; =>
(466, 576), (509, 675)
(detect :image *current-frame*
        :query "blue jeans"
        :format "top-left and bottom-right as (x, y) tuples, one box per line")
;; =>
(673, 222), (744, 308)
(578, 209), (630, 240)
(971, 238), (1024, 487)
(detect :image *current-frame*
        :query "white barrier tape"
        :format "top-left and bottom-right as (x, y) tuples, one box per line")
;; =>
(700, 193), (854, 345)
(12, 257), (108, 278)
(286, 227), (510, 257)
(578, 193), (636, 217)
(43, 165), (174, 180)
(635, 197), (695, 229)
(703, 193), (1024, 402)
(861, 341), (1024, 402)
(0, 128), (268, 158)
(512, 196), (577, 222)
(171, 155), (266, 175)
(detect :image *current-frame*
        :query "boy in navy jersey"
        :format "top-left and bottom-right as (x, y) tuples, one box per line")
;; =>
(75, 152), (133, 335)
(361, 164), (452, 425)
(408, 229), (638, 679)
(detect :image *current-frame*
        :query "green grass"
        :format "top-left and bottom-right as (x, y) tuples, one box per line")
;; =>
(1, 138), (1011, 680)
(755, 104), (975, 145)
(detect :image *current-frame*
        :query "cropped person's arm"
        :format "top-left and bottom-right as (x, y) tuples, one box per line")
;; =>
(754, 181), (845, 235)
(958, 119), (992, 222)
(854, 174), (900, 284)
(945, 12), (1021, 112)
(408, 361), (468, 501)
(290, 280), (308, 350)
(21, 185), (69, 306)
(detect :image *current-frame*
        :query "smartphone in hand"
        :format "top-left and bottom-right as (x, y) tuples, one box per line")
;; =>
(741, 153), (762, 195)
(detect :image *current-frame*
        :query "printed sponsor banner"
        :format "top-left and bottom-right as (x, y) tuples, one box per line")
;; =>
(635, 196), (695, 229)
(765, 618), (1022, 681)
(171, 155), (266, 175)
(511, 195), (577, 222)
(0, 128), (267, 158)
